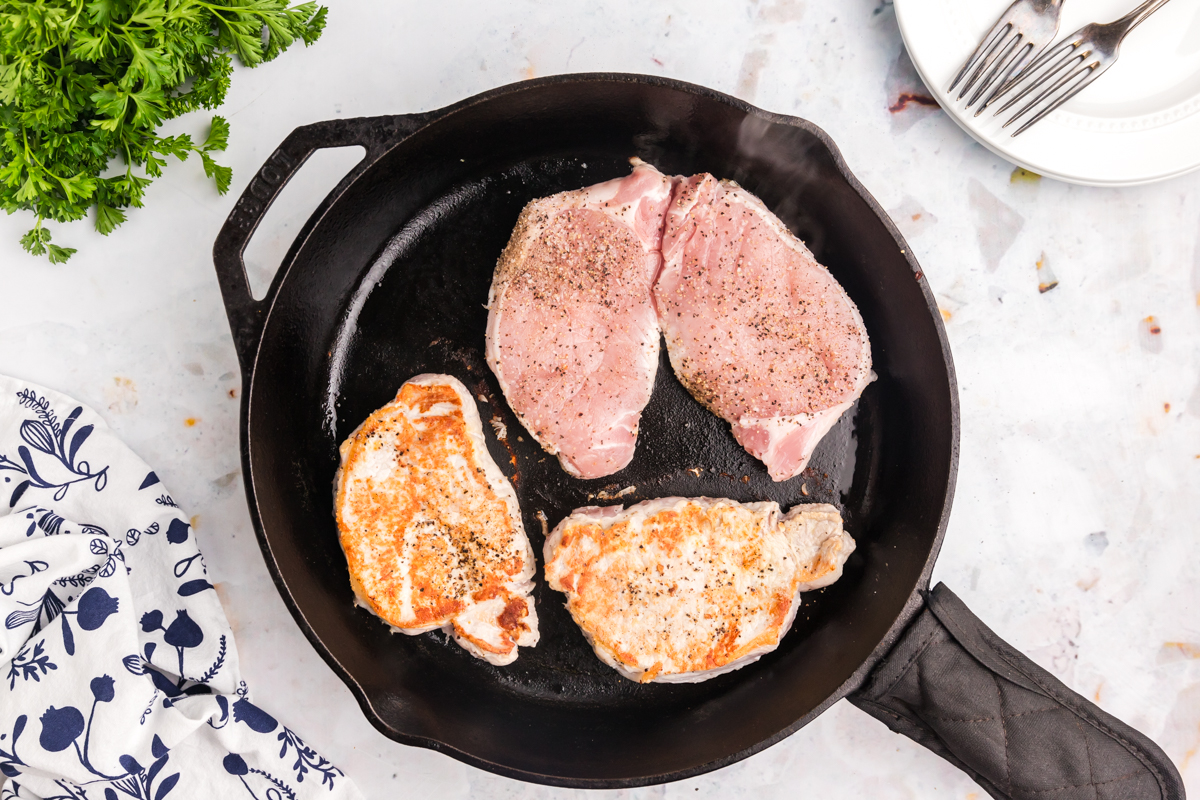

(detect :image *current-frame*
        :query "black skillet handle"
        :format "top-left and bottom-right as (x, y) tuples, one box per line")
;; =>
(849, 583), (1185, 800)
(212, 113), (430, 374)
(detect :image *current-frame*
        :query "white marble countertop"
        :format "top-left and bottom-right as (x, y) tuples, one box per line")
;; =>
(2, 1), (1198, 797)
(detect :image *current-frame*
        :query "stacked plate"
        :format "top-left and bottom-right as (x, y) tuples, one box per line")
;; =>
(895, 0), (1200, 185)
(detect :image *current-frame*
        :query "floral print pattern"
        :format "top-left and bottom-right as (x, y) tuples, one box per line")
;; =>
(0, 379), (360, 800)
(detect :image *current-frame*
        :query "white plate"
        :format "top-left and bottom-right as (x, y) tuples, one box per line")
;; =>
(894, 0), (1200, 186)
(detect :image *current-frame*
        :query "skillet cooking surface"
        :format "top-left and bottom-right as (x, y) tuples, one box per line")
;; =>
(239, 76), (956, 786)
(332, 153), (871, 698)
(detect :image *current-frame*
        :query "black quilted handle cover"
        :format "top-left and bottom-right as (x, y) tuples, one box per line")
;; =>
(850, 584), (1185, 800)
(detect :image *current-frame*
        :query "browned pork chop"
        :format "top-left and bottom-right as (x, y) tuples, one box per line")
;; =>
(655, 174), (873, 481)
(544, 497), (854, 683)
(486, 160), (675, 479)
(335, 374), (538, 665)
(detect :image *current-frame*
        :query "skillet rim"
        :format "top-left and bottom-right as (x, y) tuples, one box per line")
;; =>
(230, 72), (961, 788)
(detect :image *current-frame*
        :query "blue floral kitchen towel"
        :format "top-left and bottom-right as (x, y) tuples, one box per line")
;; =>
(0, 376), (363, 800)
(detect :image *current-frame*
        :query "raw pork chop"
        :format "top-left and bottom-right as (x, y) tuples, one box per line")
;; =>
(544, 497), (854, 683)
(486, 160), (675, 479)
(334, 374), (538, 665)
(655, 174), (873, 481)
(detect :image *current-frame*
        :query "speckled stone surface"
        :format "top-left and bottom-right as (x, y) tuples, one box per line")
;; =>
(2, 1), (1198, 798)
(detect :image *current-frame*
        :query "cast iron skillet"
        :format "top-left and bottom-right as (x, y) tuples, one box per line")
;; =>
(212, 75), (1179, 792)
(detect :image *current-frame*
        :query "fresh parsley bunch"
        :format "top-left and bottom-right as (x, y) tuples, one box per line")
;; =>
(0, 0), (328, 262)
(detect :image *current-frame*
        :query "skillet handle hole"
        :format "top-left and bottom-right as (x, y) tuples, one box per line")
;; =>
(242, 145), (366, 300)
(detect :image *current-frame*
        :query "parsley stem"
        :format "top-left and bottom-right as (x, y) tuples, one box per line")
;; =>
(21, 128), (78, 193)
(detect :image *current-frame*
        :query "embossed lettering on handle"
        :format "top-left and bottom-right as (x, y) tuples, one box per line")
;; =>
(229, 148), (299, 232)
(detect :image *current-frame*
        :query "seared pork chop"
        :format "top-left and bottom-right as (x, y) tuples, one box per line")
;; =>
(335, 374), (538, 665)
(656, 174), (873, 481)
(486, 160), (675, 479)
(544, 497), (854, 683)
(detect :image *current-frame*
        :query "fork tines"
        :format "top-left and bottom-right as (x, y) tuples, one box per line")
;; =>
(948, 0), (1066, 116)
(954, 0), (1168, 137)
(987, 33), (1105, 136)
(951, 22), (1038, 109)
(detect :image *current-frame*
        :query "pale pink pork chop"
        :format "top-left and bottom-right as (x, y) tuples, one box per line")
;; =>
(655, 174), (873, 481)
(486, 160), (676, 479)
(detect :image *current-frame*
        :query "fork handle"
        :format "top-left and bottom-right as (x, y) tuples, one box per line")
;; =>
(1115, 0), (1172, 39)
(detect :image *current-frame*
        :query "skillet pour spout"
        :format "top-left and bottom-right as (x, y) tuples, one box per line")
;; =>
(212, 73), (1184, 795)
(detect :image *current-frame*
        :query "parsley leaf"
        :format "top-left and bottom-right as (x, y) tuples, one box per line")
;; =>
(1, 0), (327, 262)
(202, 115), (229, 152)
(200, 150), (231, 194)
(94, 201), (124, 234)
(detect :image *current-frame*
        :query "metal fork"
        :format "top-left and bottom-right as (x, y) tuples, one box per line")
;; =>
(949, 0), (1066, 111)
(988, 0), (1174, 136)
